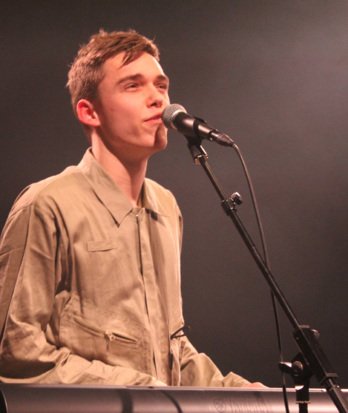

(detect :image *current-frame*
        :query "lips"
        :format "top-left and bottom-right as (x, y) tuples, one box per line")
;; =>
(144, 113), (163, 122)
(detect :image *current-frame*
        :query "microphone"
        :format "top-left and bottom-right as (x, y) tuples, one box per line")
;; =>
(162, 103), (234, 147)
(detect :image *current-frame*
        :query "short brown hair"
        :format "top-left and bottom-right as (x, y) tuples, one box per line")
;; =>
(67, 29), (160, 115)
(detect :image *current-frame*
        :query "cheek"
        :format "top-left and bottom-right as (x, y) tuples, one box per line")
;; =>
(103, 103), (133, 128)
(113, 99), (141, 119)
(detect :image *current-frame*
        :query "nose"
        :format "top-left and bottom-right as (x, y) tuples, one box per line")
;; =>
(147, 84), (167, 108)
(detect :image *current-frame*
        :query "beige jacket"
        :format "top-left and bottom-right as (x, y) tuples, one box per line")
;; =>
(0, 150), (249, 387)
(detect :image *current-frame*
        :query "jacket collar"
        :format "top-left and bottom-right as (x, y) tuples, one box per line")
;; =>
(77, 149), (167, 225)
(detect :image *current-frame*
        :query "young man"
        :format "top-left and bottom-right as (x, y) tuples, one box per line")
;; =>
(0, 30), (255, 386)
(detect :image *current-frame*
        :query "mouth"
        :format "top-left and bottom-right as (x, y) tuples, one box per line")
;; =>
(144, 113), (163, 123)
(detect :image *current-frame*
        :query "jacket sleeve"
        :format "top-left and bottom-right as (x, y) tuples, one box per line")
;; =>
(179, 335), (251, 387)
(0, 201), (164, 386)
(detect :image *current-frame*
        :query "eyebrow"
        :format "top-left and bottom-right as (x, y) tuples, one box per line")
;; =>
(117, 73), (170, 86)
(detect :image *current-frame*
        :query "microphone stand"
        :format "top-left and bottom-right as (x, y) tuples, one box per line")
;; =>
(185, 138), (348, 413)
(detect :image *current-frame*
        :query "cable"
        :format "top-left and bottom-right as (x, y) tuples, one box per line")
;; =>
(231, 142), (290, 413)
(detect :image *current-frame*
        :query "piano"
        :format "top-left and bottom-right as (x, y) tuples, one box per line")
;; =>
(0, 384), (347, 413)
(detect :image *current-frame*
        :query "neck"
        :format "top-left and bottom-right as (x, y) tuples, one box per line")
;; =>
(91, 136), (148, 207)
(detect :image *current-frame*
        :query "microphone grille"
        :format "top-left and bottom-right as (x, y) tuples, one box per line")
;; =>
(162, 104), (187, 128)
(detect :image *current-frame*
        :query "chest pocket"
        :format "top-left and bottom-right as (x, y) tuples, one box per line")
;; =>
(87, 240), (118, 252)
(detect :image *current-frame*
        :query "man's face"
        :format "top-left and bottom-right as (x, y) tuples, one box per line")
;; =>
(93, 52), (170, 161)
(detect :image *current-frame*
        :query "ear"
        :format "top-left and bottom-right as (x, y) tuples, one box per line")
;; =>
(76, 99), (101, 128)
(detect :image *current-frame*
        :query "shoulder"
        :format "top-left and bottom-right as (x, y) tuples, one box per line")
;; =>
(8, 166), (86, 217)
(0, 166), (86, 247)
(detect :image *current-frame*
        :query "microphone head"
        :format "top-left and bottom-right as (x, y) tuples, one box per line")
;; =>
(162, 104), (187, 129)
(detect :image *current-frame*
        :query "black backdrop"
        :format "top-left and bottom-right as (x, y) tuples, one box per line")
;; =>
(1, 0), (348, 388)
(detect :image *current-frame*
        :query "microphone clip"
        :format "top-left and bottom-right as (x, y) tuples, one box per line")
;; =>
(185, 136), (208, 165)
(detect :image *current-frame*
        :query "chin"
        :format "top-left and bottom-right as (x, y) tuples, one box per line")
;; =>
(154, 129), (168, 150)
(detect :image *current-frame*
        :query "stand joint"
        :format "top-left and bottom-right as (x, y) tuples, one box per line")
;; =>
(279, 353), (312, 413)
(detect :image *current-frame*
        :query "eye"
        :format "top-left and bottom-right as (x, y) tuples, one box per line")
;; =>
(125, 82), (139, 90)
(157, 82), (169, 92)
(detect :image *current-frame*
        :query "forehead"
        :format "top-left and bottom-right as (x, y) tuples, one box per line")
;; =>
(102, 52), (166, 79)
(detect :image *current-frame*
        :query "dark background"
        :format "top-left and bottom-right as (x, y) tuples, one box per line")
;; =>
(1, 0), (348, 388)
